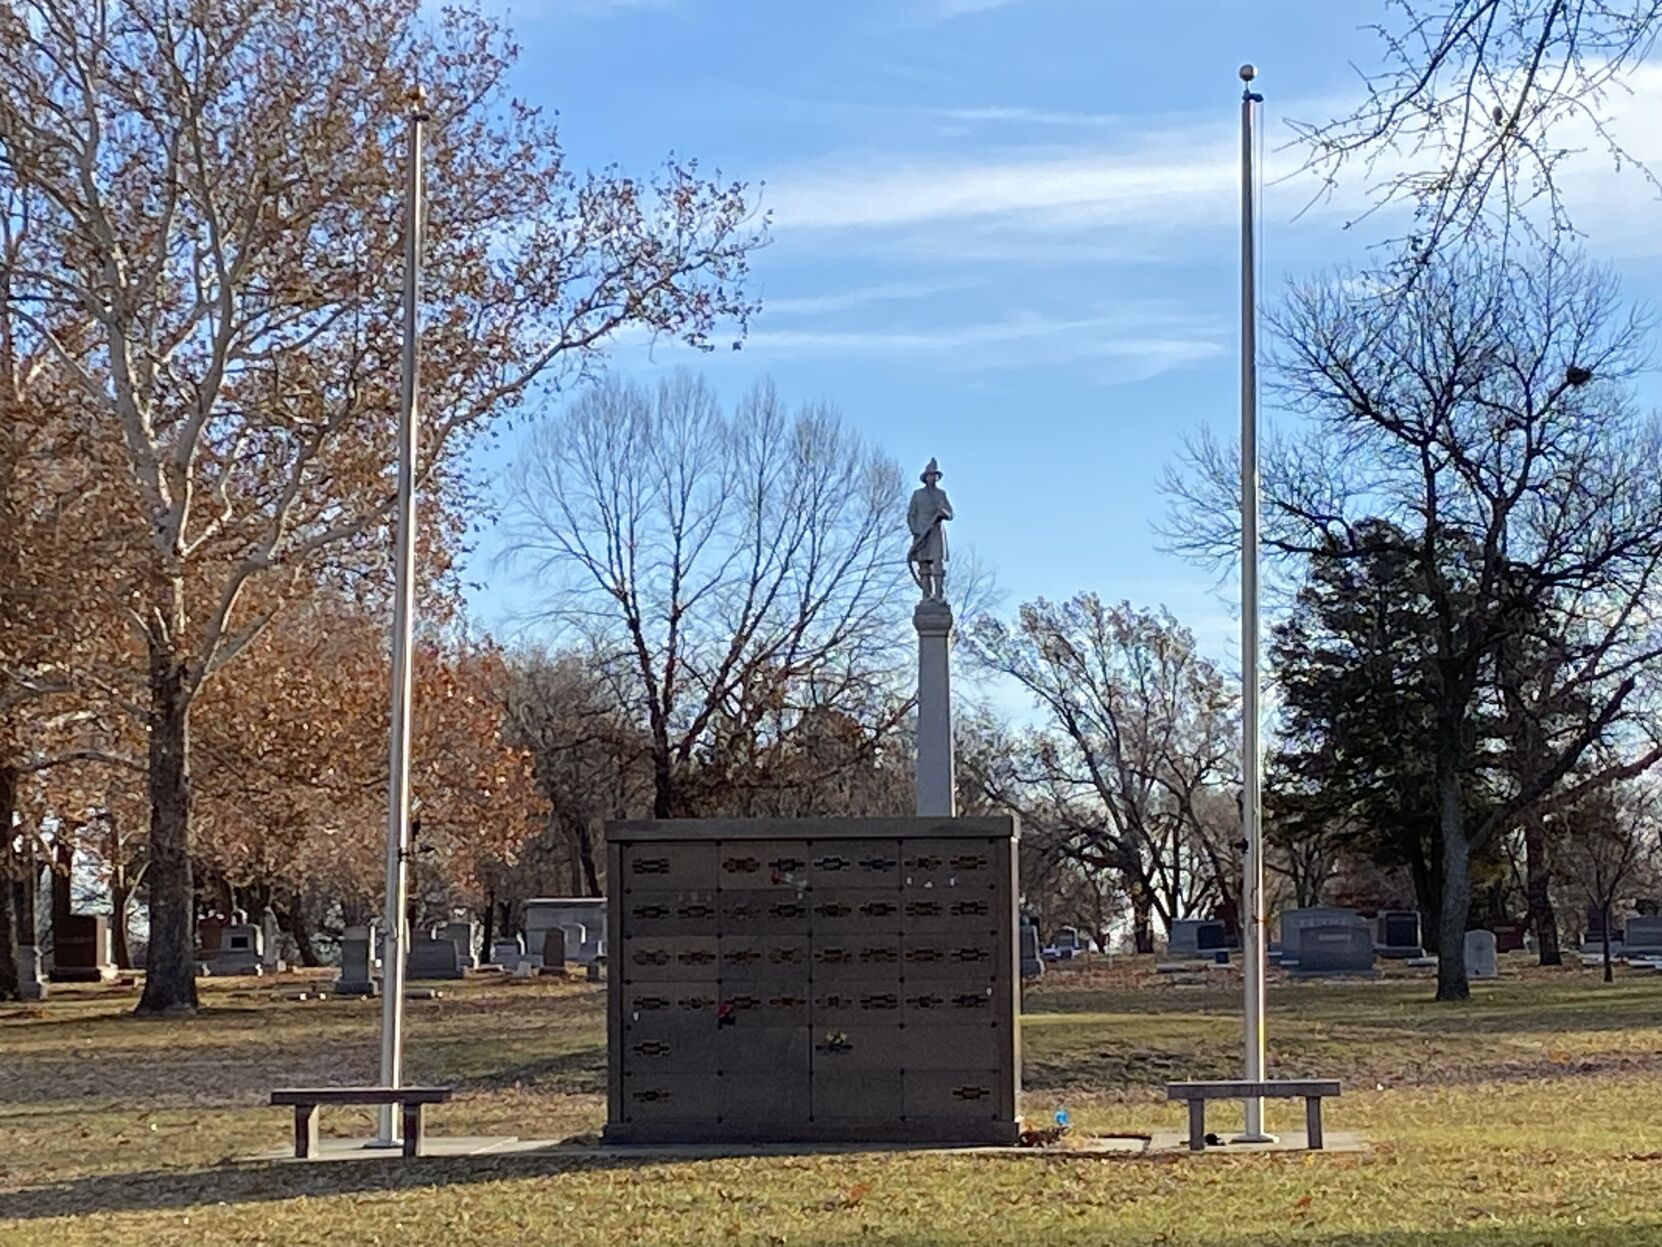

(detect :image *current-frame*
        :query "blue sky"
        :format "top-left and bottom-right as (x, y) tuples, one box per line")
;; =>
(459, 0), (1662, 670)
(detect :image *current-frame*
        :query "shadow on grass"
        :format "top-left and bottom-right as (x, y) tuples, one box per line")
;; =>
(1031, 979), (1662, 1038)
(0, 1151), (668, 1222)
(9, 1156), (1652, 1247)
(1, 1144), (1162, 1224)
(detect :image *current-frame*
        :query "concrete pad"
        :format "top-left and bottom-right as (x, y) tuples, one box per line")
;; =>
(1148, 1129), (1369, 1155)
(550, 1137), (1155, 1161)
(244, 1136), (533, 1163)
(243, 1134), (1162, 1164)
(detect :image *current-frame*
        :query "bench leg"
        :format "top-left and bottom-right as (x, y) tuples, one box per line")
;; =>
(1305, 1097), (1324, 1150)
(402, 1101), (425, 1159)
(293, 1104), (319, 1159)
(1188, 1099), (1206, 1152)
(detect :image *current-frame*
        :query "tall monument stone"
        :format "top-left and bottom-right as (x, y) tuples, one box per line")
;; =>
(908, 458), (955, 816)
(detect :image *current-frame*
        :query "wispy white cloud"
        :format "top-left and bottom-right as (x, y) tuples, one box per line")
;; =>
(758, 280), (975, 316)
(763, 129), (1243, 236)
(738, 306), (1227, 383)
(923, 0), (1028, 22)
(761, 60), (1662, 260)
(925, 105), (1126, 129)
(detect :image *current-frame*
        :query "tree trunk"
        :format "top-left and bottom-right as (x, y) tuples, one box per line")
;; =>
(1601, 902), (1613, 984)
(1131, 890), (1154, 954)
(652, 745), (673, 819)
(575, 818), (602, 896)
(1407, 843), (1443, 954)
(481, 890), (496, 956)
(136, 649), (199, 1015)
(110, 874), (132, 969)
(1434, 762), (1471, 1002)
(51, 838), (73, 937)
(0, 763), (19, 1001)
(19, 855), (39, 953)
(279, 890), (320, 967)
(107, 813), (132, 969)
(1524, 811), (1562, 966)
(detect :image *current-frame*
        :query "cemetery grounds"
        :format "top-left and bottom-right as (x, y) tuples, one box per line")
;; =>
(2, 958), (1660, 1246)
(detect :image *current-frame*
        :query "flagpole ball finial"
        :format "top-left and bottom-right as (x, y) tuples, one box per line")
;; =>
(1239, 63), (1257, 82)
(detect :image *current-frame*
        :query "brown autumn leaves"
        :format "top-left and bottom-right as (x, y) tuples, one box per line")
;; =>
(0, 0), (765, 1004)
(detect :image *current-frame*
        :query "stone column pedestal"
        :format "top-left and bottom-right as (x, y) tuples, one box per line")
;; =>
(914, 598), (956, 816)
(16, 945), (47, 1001)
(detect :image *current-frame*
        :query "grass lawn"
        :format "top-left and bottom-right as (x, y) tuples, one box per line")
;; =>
(2, 956), (1660, 1246)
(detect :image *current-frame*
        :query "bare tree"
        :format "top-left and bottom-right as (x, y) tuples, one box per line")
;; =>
(1294, 0), (1662, 257)
(502, 648), (647, 896)
(0, 1), (762, 1012)
(965, 596), (1240, 951)
(502, 373), (908, 818)
(1560, 776), (1661, 981)
(1165, 249), (1662, 999)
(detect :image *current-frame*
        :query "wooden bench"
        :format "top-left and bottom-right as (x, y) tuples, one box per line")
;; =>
(270, 1086), (454, 1159)
(1165, 1080), (1341, 1152)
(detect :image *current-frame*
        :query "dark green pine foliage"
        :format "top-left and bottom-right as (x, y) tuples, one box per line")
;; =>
(1268, 520), (1503, 949)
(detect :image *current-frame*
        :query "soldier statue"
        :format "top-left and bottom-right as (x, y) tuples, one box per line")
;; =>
(907, 458), (953, 600)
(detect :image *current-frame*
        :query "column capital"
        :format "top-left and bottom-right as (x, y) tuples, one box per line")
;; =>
(913, 599), (954, 635)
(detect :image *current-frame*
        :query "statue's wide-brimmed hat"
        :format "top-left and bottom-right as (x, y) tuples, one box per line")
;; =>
(920, 457), (942, 483)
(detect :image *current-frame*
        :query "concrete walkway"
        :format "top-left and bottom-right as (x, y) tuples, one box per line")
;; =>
(246, 1130), (1368, 1164)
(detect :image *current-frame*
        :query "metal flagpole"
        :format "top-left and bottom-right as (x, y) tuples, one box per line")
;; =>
(376, 90), (427, 1146)
(1236, 62), (1272, 1144)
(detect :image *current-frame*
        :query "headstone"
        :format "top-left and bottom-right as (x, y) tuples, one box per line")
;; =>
(1464, 929), (1498, 979)
(259, 908), (284, 973)
(333, 924), (379, 996)
(14, 944), (47, 1000)
(539, 927), (566, 972)
(196, 915), (227, 956)
(441, 919), (479, 969)
(1019, 917), (1044, 978)
(1490, 922), (1526, 953)
(557, 922), (587, 962)
(406, 931), (466, 980)
(1167, 919), (1204, 956)
(489, 935), (525, 968)
(1376, 910), (1424, 958)
(522, 898), (607, 966)
(207, 922), (263, 975)
(1586, 903), (1613, 942)
(52, 914), (117, 983)
(1288, 923), (1377, 976)
(1624, 915), (1662, 954)
(1581, 903), (1623, 954)
(1280, 907), (1367, 963)
(1195, 921), (1228, 952)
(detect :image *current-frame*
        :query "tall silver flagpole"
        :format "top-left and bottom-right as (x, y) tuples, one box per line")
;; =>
(1236, 63), (1271, 1144)
(376, 90), (427, 1146)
